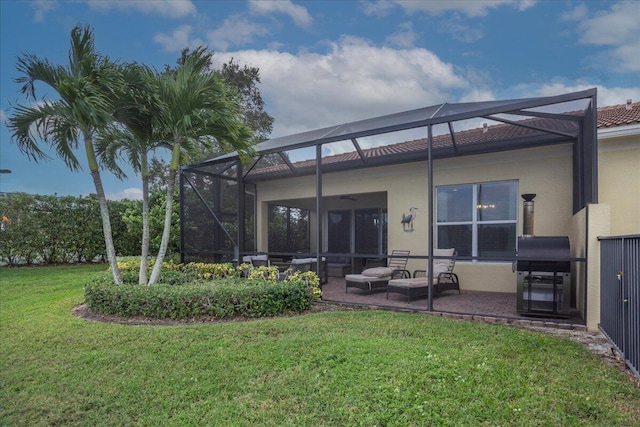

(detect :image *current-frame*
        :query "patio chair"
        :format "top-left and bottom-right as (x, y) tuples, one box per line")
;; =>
(345, 250), (410, 293)
(277, 257), (327, 284)
(242, 254), (270, 267)
(386, 248), (460, 303)
(327, 256), (352, 277)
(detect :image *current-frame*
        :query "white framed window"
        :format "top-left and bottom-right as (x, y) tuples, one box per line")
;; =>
(436, 180), (518, 260)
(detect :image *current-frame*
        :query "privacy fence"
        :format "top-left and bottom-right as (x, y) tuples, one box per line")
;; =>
(599, 234), (640, 379)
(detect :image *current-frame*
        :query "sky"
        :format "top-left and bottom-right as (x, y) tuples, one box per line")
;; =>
(1, 0), (639, 200)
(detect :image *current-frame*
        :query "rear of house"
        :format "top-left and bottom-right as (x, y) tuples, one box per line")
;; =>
(180, 91), (640, 331)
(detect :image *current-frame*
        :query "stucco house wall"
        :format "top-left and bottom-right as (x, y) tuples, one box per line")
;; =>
(256, 143), (575, 294)
(216, 99), (638, 333)
(598, 128), (640, 235)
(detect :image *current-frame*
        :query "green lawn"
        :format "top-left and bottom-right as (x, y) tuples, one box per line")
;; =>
(1, 265), (639, 426)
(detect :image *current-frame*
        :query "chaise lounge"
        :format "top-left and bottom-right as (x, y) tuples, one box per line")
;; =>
(345, 250), (410, 293)
(386, 248), (459, 302)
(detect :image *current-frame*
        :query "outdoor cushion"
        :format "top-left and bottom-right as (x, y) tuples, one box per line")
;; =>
(417, 248), (455, 278)
(345, 274), (390, 283)
(242, 254), (269, 266)
(388, 277), (430, 288)
(292, 257), (325, 264)
(361, 266), (394, 278)
(433, 248), (455, 269)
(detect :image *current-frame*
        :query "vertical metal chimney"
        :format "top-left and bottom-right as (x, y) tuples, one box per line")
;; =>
(522, 194), (536, 237)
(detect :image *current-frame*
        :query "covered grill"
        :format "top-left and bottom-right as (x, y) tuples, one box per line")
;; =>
(515, 195), (571, 317)
(516, 236), (571, 317)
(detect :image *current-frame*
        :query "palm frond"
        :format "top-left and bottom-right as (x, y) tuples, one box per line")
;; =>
(7, 101), (82, 170)
(15, 54), (67, 101)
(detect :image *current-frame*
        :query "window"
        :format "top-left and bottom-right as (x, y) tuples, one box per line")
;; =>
(437, 181), (517, 259)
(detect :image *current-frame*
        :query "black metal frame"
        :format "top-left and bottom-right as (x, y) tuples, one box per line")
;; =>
(180, 89), (598, 311)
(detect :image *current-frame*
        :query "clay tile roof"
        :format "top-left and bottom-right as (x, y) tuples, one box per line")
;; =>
(246, 102), (639, 178)
(597, 101), (640, 128)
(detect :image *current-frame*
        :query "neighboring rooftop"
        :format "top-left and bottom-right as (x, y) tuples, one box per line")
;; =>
(597, 100), (640, 128)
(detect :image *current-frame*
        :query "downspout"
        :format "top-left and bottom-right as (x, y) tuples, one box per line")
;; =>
(428, 124), (434, 311)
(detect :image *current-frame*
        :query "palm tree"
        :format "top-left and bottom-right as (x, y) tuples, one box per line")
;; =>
(97, 63), (162, 284)
(148, 47), (255, 285)
(7, 24), (124, 284)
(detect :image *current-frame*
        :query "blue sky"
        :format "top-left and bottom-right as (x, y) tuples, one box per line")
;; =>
(1, 0), (639, 200)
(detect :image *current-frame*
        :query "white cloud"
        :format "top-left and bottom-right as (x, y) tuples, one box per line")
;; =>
(394, 0), (536, 17)
(249, 0), (313, 27)
(85, 0), (196, 18)
(361, 0), (395, 17)
(0, 109), (7, 124)
(31, 0), (57, 22)
(438, 14), (485, 43)
(560, 4), (588, 22)
(210, 36), (469, 137)
(154, 25), (204, 52)
(206, 16), (269, 52)
(106, 187), (143, 201)
(512, 82), (640, 109)
(385, 22), (419, 48)
(458, 88), (495, 103)
(574, 2), (640, 72)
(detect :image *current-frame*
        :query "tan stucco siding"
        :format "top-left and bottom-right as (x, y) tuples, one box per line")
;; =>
(429, 144), (574, 292)
(585, 203), (611, 331)
(598, 135), (640, 235)
(256, 143), (575, 293)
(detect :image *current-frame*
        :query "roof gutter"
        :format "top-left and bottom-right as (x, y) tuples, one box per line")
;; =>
(598, 123), (640, 140)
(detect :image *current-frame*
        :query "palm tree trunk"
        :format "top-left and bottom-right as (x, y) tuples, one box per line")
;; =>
(148, 167), (177, 285)
(84, 132), (122, 285)
(138, 154), (150, 285)
(90, 169), (123, 284)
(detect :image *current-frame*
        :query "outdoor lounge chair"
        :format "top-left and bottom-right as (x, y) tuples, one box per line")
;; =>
(345, 250), (410, 293)
(386, 248), (460, 302)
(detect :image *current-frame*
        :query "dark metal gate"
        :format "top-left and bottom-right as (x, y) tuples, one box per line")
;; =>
(599, 234), (640, 379)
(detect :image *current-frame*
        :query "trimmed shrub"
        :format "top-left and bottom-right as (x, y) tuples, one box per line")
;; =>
(84, 274), (317, 320)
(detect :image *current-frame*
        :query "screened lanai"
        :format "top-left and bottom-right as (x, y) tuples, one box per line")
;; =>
(180, 88), (597, 318)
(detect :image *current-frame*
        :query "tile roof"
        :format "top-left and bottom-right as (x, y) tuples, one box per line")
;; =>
(244, 102), (640, 179)
(597, 100), (640, 128)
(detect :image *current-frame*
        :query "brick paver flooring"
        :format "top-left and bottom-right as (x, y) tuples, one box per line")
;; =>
(320, 277), (585, 330)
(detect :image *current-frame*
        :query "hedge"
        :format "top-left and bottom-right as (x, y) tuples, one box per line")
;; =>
(84, 277), (316, 319)
(84, 258), (322, 320)
(0, 192), (179, 266)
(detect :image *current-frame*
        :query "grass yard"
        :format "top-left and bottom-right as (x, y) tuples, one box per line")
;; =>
(1, 265), (639, 426)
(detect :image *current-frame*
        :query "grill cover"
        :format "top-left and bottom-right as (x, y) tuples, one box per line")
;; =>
(516, 236), (571, 273)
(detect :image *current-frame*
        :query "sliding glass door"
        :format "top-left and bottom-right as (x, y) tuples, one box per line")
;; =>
(328, 208), (387, 255)
(327, 210), (351, 253)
